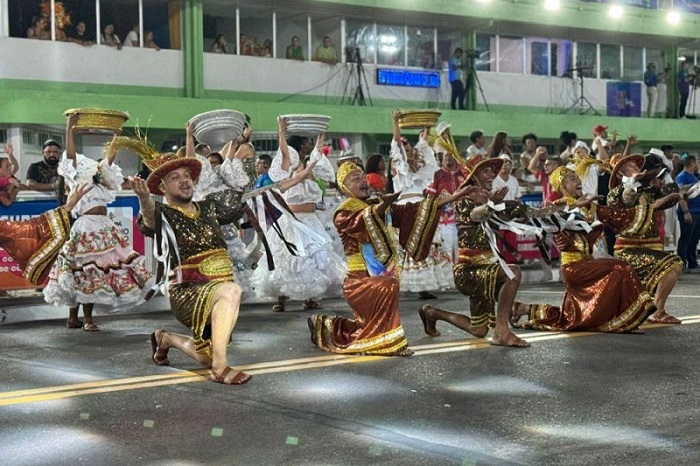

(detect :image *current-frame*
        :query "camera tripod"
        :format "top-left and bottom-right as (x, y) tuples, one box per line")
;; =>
(341, 48), (372, 106)
(465, 58), (489, 111)
(564, 67), (600, 115)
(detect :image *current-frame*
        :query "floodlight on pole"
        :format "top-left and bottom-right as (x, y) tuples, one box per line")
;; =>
(666, 10), (681, 25)
(608, 5), (624, 19)
(544, 0), (560, 11)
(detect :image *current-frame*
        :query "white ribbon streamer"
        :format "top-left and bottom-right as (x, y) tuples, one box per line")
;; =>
(481, 220), (515, 279)
(154, 214), (182, 287)
(621, 175), (641, 192)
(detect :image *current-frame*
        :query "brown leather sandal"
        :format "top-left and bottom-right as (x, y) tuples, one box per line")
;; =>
(150, 330), (170, 366)
(212, 367), (252, 385)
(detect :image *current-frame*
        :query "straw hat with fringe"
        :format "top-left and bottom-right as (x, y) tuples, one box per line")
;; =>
(460, 154), (504, 186)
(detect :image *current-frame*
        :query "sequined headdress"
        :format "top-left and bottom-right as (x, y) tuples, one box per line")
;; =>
(433, 124), (466, 166)
(337, 161), (362, 192)
(549, 166), (575, 193)
(110, 132), (202, 195)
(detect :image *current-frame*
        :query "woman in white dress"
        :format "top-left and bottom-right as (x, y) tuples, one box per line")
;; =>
(251, 117), (345, 312)
(390, 112), (452, 298)
(43, 114), (154, 331)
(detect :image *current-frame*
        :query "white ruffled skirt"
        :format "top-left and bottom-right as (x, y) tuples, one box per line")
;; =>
(251, 212), (346, 300)
(43, 214), (154, 310)
(398, 227), (454, 293)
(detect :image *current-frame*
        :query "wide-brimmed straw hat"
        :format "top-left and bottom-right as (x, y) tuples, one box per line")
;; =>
(460, 154), (504, 186)
(609, 153), (645, 190)
(145, 153), (202, 195)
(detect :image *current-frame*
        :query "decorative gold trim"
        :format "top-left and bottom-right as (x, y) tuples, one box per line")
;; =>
(596, 291), (655, 332)
(560, 251), (588, 265)
(346, 253), (367, 272)
(24, 207), (71, 284)
(404, 197), (439, 260)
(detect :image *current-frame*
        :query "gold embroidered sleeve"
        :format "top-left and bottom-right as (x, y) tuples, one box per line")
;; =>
(392, 196), (441, 262)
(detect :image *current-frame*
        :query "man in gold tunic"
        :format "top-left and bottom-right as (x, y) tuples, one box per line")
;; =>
(134, 150), (314, 384)
(419, 155), (537, 347)
(307, 162), (477, 356)
(602, 154), (684, 325)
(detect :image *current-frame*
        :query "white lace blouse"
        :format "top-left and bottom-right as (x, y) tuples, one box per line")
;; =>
(59, 152), (124, 217)
(269, 146), (335, 205)
(390, 138), (439, 197)
(193, 154), (250, 201)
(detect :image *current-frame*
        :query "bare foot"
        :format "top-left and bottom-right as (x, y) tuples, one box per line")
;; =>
(491, 330), (529, 347)
(395, 347), (414, 357)
(419, 305), (441, 336)
(510, 301), (530, 327)
(210, 367), (252, 385)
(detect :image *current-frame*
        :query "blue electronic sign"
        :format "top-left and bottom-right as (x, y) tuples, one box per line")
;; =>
(376, 69), (441, 88)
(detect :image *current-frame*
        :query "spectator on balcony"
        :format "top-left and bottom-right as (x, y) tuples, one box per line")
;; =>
(123, 23), (139, 47)
(101, 24), (122, 49)
(286, 36), (304, 61)
(313, 36), (337, 65)
(26, 140), (61, 192)
(240, 34), (254, 56)
(210, 34), (229, 54)
(260, 39), (273, 57)
(27, 16), (50, 40)
(68, 21), (94, 46)
(144, 31), (161, 51)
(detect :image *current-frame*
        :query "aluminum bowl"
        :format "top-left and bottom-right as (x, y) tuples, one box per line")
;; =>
(189, 109), (247, 151)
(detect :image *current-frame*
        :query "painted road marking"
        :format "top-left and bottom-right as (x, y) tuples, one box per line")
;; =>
(0, 316), (698, 407)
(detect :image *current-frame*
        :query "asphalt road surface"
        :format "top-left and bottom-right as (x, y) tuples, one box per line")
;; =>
(1, 275), (699, 465)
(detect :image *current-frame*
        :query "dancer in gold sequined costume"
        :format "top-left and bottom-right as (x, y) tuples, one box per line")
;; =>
(511, 167), (656, 332)
(133, 150), (317, 385)
(601, 154), (684, 324)
(0, 184), (92, 286)
(419, 155), (547, 347)
(307, 162), (478, 356)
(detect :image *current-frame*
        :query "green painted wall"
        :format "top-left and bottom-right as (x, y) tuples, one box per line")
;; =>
(1, 84), (697, 149)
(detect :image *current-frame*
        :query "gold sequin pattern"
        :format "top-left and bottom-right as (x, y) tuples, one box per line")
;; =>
(615, 248), (683, 293)
(454, 262), (500, 328)
(160, 199), (228, 263)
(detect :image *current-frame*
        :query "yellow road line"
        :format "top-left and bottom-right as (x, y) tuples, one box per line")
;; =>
(0, 315), (698, 407)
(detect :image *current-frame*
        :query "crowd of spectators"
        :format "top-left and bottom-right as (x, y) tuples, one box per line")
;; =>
(26, 15), (160, 50)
